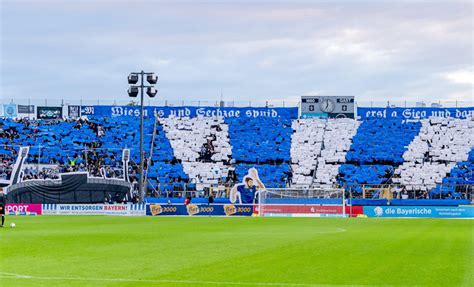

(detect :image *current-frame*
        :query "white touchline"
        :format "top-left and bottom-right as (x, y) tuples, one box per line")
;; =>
(0, 271), (381, 287)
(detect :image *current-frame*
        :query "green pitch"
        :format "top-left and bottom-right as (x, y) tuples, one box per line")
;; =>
(0, 216), (472, 287)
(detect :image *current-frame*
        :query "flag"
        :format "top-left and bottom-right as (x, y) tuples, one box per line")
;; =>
(3, 104), (18, 117)
(18, 105), (35, 114)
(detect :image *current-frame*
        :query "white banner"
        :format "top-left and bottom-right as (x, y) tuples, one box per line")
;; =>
(42, 204), (146, 216)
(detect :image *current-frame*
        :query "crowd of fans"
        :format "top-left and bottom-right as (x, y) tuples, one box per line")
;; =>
(0, 119), (21, 181)
(0, 117), (239, 201)
(1, 116), (472, 201)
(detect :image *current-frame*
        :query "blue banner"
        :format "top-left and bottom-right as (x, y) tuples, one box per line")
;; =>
(3, 104), (18, 118)
(79, 105), (298, 119)
(358, 107), (474, 121)
(147, 204), (254, 216)
(364, 205), (474, 218)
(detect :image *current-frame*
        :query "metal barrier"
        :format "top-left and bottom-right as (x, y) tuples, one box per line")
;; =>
(151, 184), (473, 201)
(3, 98), (473, 108)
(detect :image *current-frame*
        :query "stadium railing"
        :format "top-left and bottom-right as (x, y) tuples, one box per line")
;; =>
(155, 183), (473, 201)
(3, 98), (473, 108)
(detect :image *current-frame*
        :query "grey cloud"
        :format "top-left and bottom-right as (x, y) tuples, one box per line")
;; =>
(1, 0), (472, 105)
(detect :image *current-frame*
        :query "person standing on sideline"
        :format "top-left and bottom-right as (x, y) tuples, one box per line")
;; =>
(0, 190), (6, 227)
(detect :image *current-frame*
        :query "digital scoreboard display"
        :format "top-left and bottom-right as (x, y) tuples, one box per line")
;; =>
(301, 96), (355, 118)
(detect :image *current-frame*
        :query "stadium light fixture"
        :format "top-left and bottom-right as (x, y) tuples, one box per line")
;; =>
(128, 74), (139, 84)
(126, 70), (158, 203)
(146, 87), (157, 97)
(147, 74), (158, 85)
(128, 86), (139, 97)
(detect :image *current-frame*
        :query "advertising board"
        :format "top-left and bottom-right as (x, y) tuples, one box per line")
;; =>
(147, 204), (254, 216)
(42, 204), (146, 216)
(364, 206), (474, 218)
(5, 204), (43, 215)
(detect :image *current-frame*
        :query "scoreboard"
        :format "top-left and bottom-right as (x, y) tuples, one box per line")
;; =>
(301, 96), (355, 118)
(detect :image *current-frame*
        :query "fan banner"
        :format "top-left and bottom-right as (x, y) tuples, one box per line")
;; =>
(3, 104), (18, 118)
(358, 107), (474, 120)
(79, 105), (298, 119)
(18, 105), (35, 114)
(68, 105), (81, 118)
(37, 106), (63, 119)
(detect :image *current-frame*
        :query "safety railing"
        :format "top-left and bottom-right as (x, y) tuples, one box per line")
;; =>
(145, 183), (473, 201)
(2, 98), (473, 108)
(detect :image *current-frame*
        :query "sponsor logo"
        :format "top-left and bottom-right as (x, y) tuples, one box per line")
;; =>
(5, 204), (42, 215)
(223, 205), (252, 215)
(150, 205), (163, 216)
(186, 204), (200, 216)
(149, 205), (177, 215)
(374, 206), (384, 217)
(363, 206), (472, 218)
(224, 204), (237, 216)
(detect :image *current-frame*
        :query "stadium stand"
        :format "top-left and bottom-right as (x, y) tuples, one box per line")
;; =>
(313, 118), (360, 185)
(431, 148), (474, 199)
(441, 149), (474, 186)
(225, 117), (293, 188)
(338, 118), (421, 190)
(158, 115), (231, 188)
(290, 118), (325, 186)
(1, 109), (473, 201)
(146, 117), (188, 195)
(394, 118), (473, 194)
(290, 118), (361, 186)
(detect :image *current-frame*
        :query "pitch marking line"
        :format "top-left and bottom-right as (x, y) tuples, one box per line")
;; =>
(0, 272), (381, 286)
(217, 228), (347, 235)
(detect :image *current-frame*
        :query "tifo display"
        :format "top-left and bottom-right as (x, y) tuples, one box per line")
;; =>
(0, 103), (473, 221)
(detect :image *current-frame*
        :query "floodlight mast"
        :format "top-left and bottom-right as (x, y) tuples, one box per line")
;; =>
(127, 70), (158, 203)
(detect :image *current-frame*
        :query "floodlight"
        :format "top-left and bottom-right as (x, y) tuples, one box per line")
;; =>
(128, 74), (138, 84)
(146, 87), (157, 97)
(146, 74), (158, 84)
(128, 86), (139, 97)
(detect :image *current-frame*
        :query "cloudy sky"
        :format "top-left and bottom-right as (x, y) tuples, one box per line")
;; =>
(0, 0), (472, 106)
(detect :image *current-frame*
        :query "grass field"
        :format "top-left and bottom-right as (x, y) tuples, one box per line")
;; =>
(0, 216), (472, 287)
